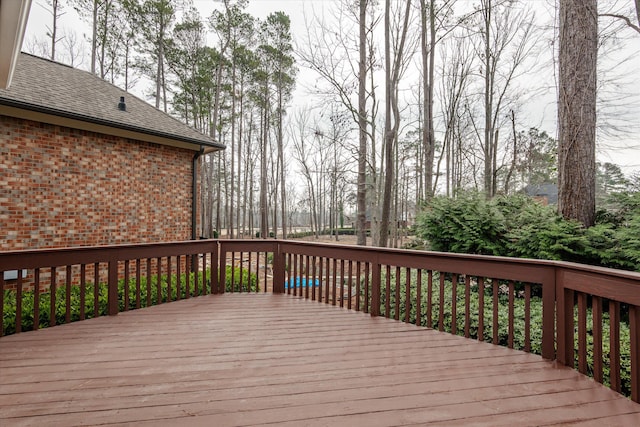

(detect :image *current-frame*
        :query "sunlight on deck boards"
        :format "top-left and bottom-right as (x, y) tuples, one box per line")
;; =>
(1, 294), (639, 426)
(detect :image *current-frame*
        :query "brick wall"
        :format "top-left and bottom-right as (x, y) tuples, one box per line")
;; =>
(0, 116), (196, 251)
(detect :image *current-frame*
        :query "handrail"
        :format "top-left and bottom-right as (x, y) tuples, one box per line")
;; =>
(1, 239), (639, 402)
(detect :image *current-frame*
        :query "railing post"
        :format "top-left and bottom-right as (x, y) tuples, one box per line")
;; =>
(630, 305), (640, 403)
(370, 261), (381, 317)
(211, 241), (220, 294)
(272, 242), (285, 294)
(108, 259), (119, 316)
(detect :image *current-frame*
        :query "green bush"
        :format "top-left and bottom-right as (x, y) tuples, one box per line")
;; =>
(224, 265), (259, 292)
(502, 197), (587, 262)
(415, 191), (640, 271)
(415, 192), (508, 255)
(2, 266), (258, 336)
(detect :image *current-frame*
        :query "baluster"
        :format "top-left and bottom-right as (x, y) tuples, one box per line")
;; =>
(525, 283), (532, 353)
(438, 273), (445, 332)
(415, 269), (422, 327)
(34, 269), (41, 329)
(405, 268), (411, 324)
(492, 278), (499, 344)
(592, 296), (603, 383)
(16, 269), (23, 333)
(464, 275), (471, 338)
(508, 281), (515, 348)
(478, 277), (484, 341)
(451, 274), (458, 335)
(124, 260), (130, 309)
(577, 292), (588, 374)
(385, 265), (391, 318)
(609, 300), (621, 392)
(426, 270), (433, 329)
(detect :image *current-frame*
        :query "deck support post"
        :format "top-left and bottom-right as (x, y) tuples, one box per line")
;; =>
(273, 242), (285, 294)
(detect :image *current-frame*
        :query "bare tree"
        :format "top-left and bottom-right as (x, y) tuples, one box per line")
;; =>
(43, 0), (66, 61)
(297, 0), (379, 245)
(290, 108), (320, 237)
(472, 0), (537, 198)
(418, 0), (460, 200)
(379, 0), (416, 247)
(600, 1), (640, 34)
(24, 35), (51, 58)
(356, 0), (368, 245)
(435, 34), (474, 196)
(60, 29), (86, 67)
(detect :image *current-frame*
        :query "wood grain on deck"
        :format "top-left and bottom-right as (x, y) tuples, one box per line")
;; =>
(1, 294), (639, 426)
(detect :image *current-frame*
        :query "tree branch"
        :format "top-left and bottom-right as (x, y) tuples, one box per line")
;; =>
(600, 13), (640, 35)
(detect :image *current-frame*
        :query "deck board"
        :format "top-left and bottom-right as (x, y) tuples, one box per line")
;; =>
(1, 294), (639, 426)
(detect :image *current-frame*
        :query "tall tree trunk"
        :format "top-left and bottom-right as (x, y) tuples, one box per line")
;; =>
(558, 0), (597, 227)
(260, 88), (269, 239)
(246, 112), (255, 237)
(504, 110), (517, 194)
(236, 83), (244, 238)
(215, 153), (222, 235)
(155, 19), (163, 109)
(483, 0), (493, 197)
(229, 61), (236, 239)
(91, 0), (98, 74)
(99, 1), (109, 78)
(379, 0), (411, 247)
(278, 82), (286, 239)
(356, 0), (368, 246)
(369, 57), (379, 245)
(380, 0), (392, 248)
(50, 0), (61, 61)
(420, 0), (436, 199)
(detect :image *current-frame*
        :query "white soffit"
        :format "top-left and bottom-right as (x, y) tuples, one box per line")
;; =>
(0, 0), (32, 89)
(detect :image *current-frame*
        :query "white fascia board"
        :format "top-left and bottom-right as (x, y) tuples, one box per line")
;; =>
(0, 0), (32, 89)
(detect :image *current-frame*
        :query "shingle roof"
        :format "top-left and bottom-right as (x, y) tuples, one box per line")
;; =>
(0, 53), (224, 151)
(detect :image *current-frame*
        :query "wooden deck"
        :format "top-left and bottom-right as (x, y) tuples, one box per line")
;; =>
(1, 294), (639, 426)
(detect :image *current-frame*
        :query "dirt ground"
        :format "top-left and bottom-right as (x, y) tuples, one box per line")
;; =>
(293, 233), (417, 248)
(293, 234), (366, 246)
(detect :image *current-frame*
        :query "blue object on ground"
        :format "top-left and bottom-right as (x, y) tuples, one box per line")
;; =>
(285, 277), (321, 289)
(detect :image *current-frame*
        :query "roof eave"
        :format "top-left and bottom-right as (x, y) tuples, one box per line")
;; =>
(0, 1), (32, 89)
(0, 97), (226, 152)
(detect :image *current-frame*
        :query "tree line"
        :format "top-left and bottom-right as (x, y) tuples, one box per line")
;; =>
(28, 0), (640, 247)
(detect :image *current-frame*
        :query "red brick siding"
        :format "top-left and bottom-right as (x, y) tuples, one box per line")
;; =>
(0, 116), (196, 251)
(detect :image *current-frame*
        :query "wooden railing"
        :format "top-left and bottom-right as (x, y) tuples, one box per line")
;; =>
(0, 241), (219, 334)
(1, 239), (639, 402)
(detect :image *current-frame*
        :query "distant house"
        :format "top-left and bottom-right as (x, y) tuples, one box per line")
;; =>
(0, 53), (224, 251)
(524, 183), (558, 205)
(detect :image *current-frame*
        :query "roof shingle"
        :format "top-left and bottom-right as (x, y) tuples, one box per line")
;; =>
(0, 53), (223, 151)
